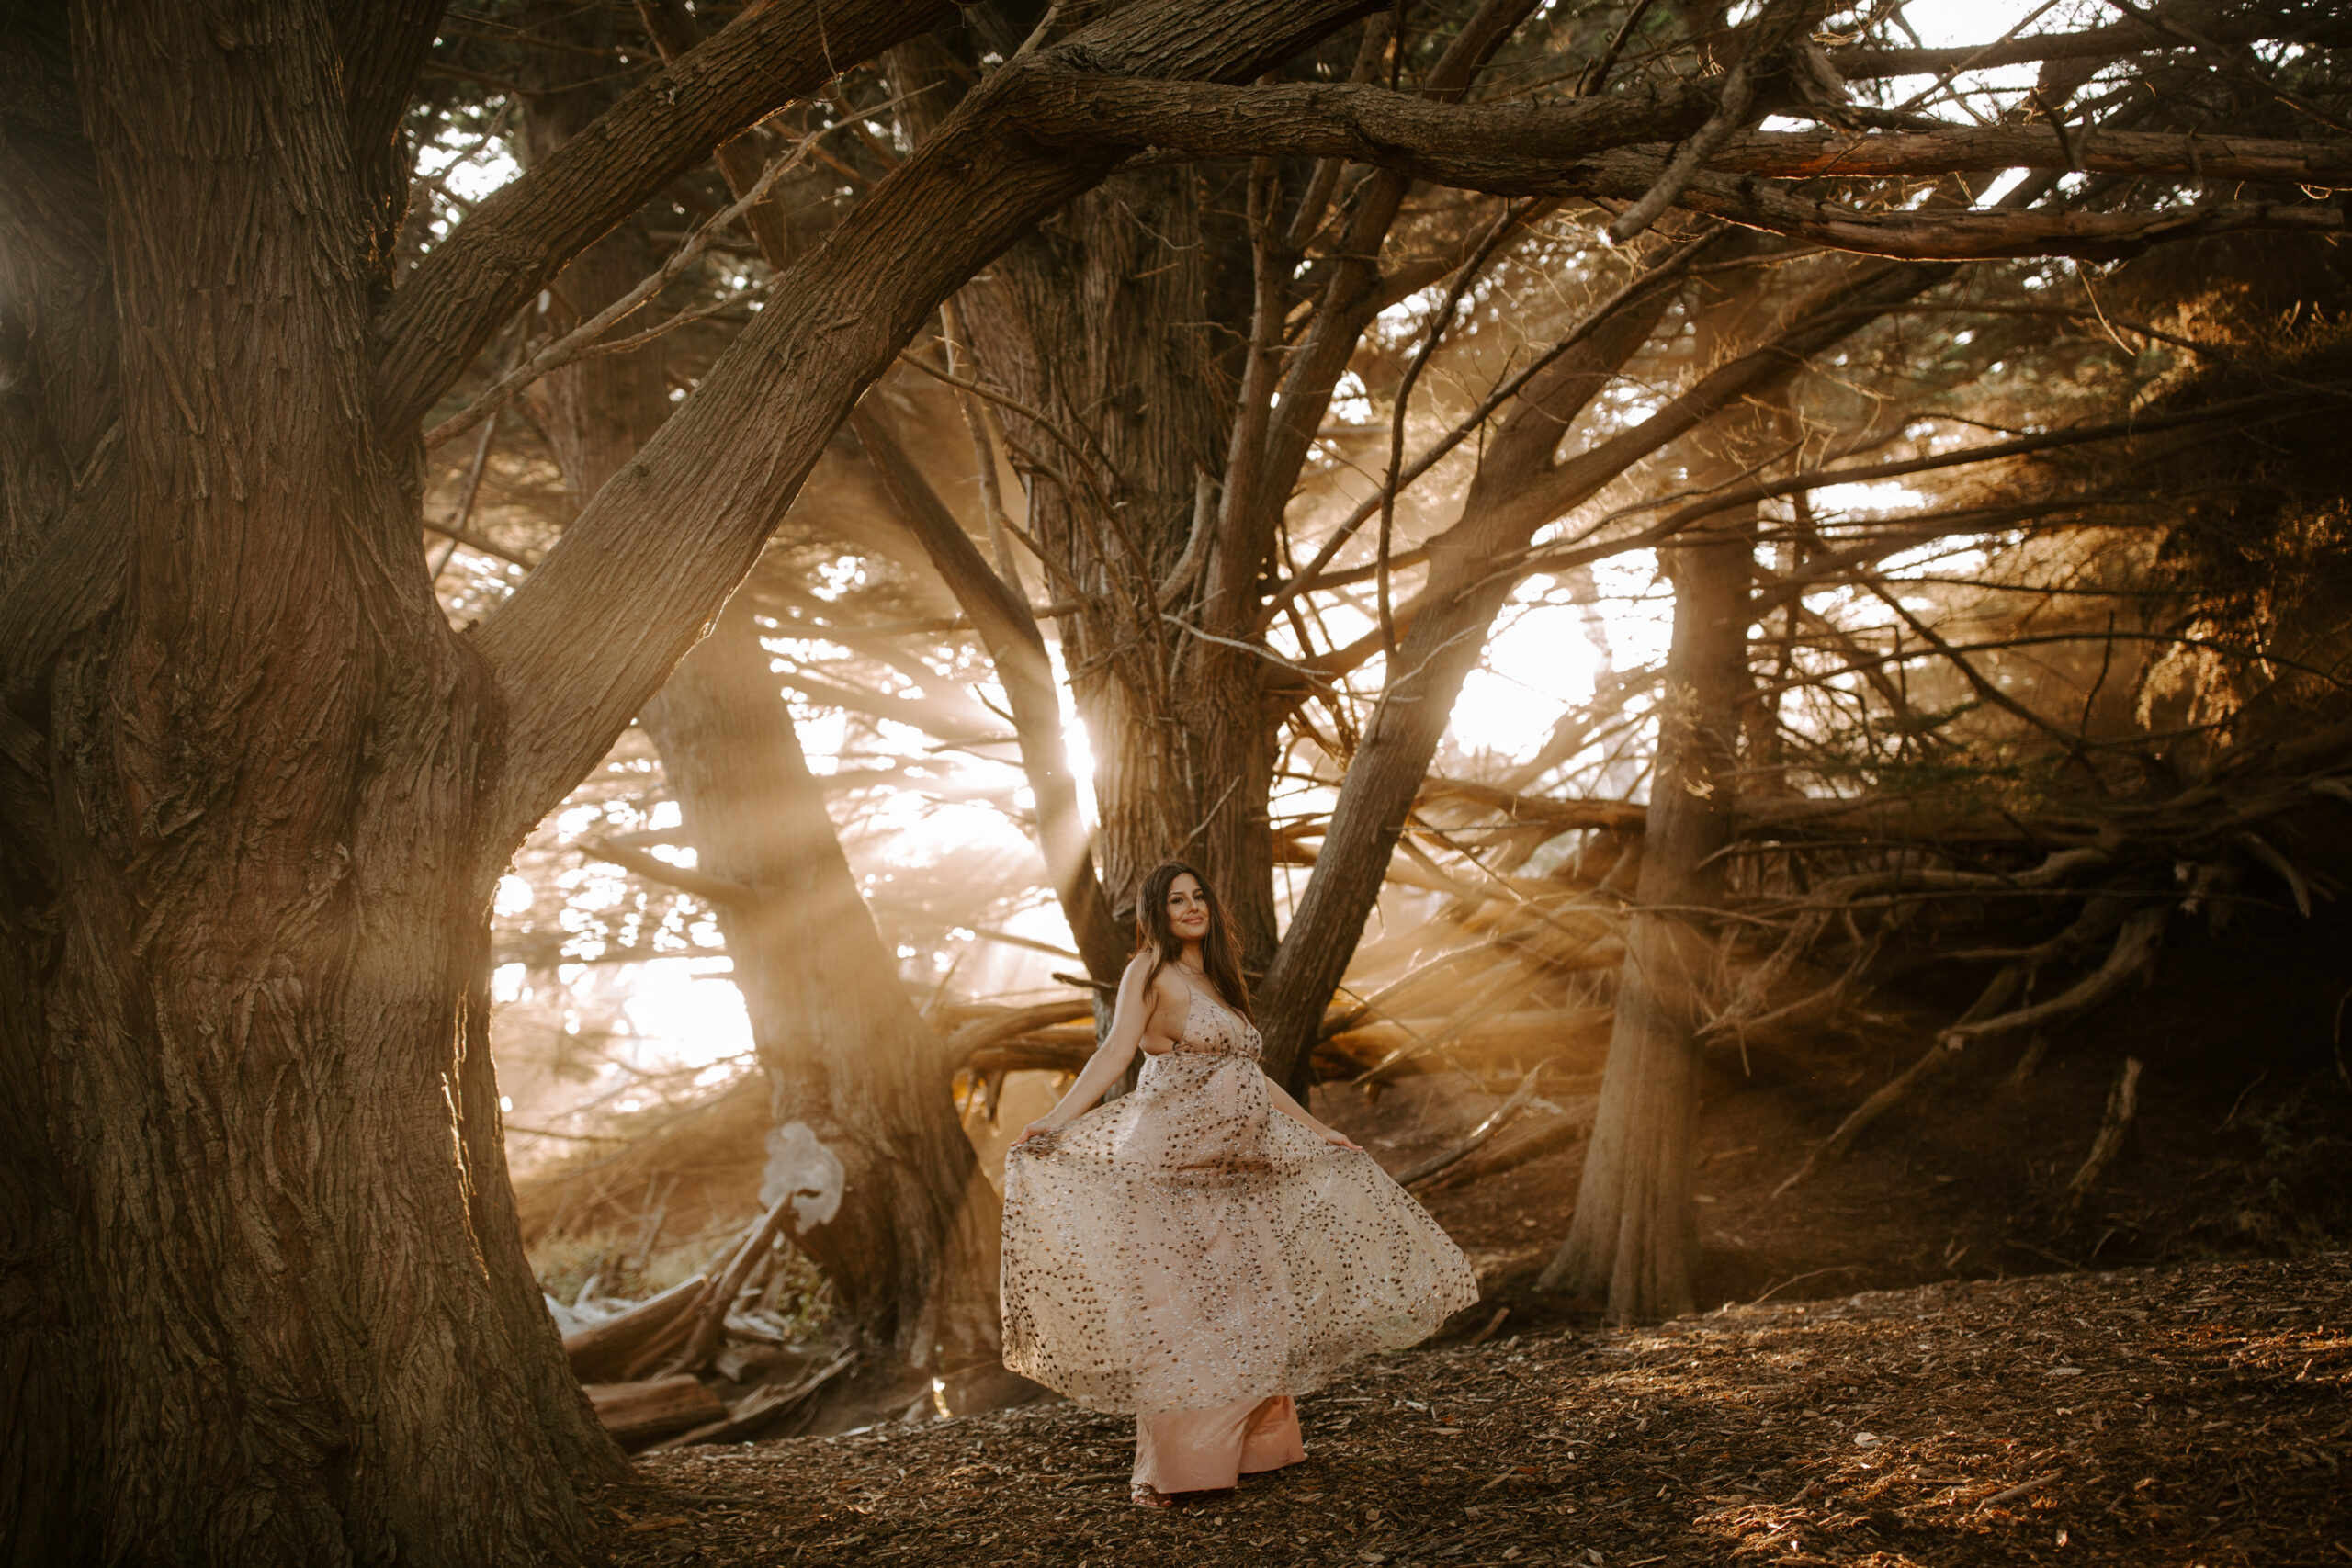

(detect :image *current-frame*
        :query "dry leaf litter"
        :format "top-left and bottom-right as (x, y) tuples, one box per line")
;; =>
(589, 1252), (2349, 1567)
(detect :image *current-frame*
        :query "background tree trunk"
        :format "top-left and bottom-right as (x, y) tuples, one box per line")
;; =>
(1536, 518), (1751, 1320)
(1539, 271), (1778, 1320)
(955, 168), (1269, 955)
(640, 599), (1003, 1381)
(511, 8), (1005, 1376)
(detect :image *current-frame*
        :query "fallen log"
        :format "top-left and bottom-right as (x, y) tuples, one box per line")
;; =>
(644, 1191), (799, 1379)
(562, 1273), (707, 1382)
(1335, 1009), (1613, 1085)
(655, 1347), (857, 1450)
(944, 998), (1095, 1072)
(1425, 1094), (1600, 1190)
(583, 1375), (728, 1448)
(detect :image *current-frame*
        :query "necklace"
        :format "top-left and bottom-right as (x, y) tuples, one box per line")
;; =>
(1177, 959), (1206, 976)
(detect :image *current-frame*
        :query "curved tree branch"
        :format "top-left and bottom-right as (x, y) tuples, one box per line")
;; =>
(469, 0), (1389, 852)
(371, 0), (961, 436)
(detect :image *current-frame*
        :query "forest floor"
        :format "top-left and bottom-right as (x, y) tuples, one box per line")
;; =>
(588, 1251), (2350, 1568)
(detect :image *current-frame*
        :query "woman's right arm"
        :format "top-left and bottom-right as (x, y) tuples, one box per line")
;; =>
(1014, 953), (1157, 1144)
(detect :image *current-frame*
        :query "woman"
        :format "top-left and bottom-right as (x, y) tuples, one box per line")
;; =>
(1003, 861), (1479, 1507)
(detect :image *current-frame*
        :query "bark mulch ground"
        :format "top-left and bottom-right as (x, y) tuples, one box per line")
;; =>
(591, 1253), (2350, 1567)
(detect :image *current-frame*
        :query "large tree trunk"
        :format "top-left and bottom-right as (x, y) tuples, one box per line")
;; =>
(955, 167), (1270, 955)
(0, 5), (622, 1560)
(640, 600), (1001, 1380)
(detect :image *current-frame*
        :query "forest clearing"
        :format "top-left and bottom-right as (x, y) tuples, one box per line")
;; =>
(594, 1256), (2352, 1567)
(5, 0), (2351, 1562)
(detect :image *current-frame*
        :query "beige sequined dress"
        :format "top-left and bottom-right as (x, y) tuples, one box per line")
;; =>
(1001, 980), (1480, 1492)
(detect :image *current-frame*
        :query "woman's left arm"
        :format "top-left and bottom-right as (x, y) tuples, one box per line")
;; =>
(1262, 1070), (1360, 1151)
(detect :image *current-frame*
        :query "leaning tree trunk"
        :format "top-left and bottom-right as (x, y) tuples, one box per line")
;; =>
(0, 5), (622, 1560)
(640, 598), (1002, 1378)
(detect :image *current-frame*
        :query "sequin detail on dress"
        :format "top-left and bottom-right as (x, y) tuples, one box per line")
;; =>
(1001, 982), (1481, 1415)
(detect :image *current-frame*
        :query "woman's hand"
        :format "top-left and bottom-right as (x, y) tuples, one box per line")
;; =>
(1014, 1118), (1065, 1145)
(1318, 1125), (1362, 1152)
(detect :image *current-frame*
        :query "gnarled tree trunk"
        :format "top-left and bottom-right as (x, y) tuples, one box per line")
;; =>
(955, 166), (1271, 957)
(0, 6), (623, 1560)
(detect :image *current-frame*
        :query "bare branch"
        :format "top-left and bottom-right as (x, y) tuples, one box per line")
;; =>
(424, 143), (807, 453)
(372, 0), (961, 436)
(1829, 12), (2335, 78)
(581, 836), (757, 907)
(850, 400), (1125, 978)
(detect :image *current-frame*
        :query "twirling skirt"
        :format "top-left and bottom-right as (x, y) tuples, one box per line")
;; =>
(1001, 1047), (1480, 1490)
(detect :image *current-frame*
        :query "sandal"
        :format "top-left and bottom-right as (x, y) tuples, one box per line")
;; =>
(1129, 1483), (1173, 1510)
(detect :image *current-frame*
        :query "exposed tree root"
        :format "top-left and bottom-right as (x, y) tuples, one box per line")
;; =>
(2061, 1055), (2143, 1219)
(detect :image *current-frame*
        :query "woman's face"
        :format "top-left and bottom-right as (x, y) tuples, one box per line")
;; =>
(1165, 874), (1212, 942)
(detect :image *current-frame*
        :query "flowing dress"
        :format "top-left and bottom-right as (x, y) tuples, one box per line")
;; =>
(1001, 979), (1481, 1494)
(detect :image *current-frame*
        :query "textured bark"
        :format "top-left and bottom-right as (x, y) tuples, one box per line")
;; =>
(1011, 76), (2351, 188)
(1537, 521), (1752, 1322)
(1828, 8), (2348, 80)
(947, 2), (1542, 973)
(952, 163), (1267, 954)
(1007, 74), (2350, 258)
(0, 4), (623, 1562)
(640, 600), (1002, 1378)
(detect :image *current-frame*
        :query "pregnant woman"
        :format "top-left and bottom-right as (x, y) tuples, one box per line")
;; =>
(1003, 860), (1479, 1507)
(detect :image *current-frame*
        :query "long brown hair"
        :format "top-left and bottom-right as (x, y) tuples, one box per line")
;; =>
(1135, 859), (1252, 1021)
